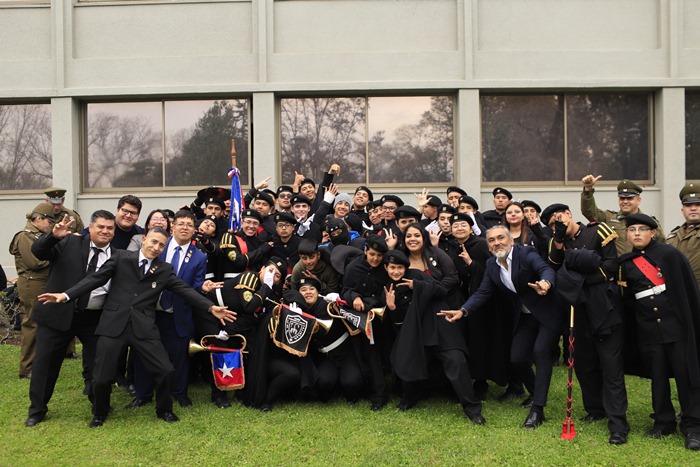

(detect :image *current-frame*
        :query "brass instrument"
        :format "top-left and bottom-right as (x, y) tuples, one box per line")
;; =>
(188, 334), (247, 355)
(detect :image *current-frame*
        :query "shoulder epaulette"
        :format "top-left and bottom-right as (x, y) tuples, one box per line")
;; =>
(670, 225), (681, 234)
(596, 222), (618, 247)
(234, 271), (260, 291)
(219, 232), (237, 249)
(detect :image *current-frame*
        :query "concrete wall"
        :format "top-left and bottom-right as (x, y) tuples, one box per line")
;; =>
(1, 0), (698, 271)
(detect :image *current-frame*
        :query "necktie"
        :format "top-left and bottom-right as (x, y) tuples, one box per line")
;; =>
(140, 258), (148, 276)
(87, 247), (101, 274)
(160, 246), (182, 310)
(171, 246), (182, 276)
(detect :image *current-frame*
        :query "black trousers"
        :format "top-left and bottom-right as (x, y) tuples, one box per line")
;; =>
(28, 310), (102, 419)
(316, 344), (363, 402)
(510, 313), (559, 409)
(574, 317), (629, 434)
(265, 354), (301, 405)
(92, 321), (174, 418)
(640, 340), (700, 435)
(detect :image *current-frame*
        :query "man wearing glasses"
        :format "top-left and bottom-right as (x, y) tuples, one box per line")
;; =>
(111, 195), (144, 250)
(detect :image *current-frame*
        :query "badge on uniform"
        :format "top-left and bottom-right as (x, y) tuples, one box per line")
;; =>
(243, 291), (253, 302)
(152, 282), (157, 289)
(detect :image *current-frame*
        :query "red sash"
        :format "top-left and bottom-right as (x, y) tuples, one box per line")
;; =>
(632, 256), (665, 286)
(234, 235), (250, 271)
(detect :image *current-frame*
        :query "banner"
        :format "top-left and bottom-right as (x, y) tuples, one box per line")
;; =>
(272, 304), (318, 357)
(211, 350), (245, 391)
(227, 166), (245, 232)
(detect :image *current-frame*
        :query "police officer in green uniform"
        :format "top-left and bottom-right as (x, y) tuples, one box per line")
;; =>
(667, 183), (700, 288)
(44, 187), (84, 233)
(581, 175), (665, 255)
(10, 203), (53, 378)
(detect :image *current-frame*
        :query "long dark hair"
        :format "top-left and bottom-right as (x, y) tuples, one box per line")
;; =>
(505, 201), (531, 245)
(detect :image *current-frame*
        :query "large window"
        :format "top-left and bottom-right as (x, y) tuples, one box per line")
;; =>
(687, 92), (700, 180)
(280, 96), (454, 185)
(0, 103), (52, 191)
(481, 93), (652, 184)
(84, 99), (249, 190)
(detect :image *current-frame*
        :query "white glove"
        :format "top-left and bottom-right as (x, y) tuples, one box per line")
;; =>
(425, 220), (440, 234)
(469, 213), (481, 236)
(321, 293), (340, 303)
(288, 302), (302, 314)
(263, 266), (275, 288)
(323, 191), (335, 204)
(216, 330), (229, 341)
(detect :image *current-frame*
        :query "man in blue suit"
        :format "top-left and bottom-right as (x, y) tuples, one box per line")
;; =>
(440, 225), (563, 429)
(129, 210), (220, 408)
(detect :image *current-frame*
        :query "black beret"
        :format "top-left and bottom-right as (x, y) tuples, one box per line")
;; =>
(290, 194), (312, 206)
(450, 212), (474, 226)
(426, 195), (442, 208)
(276, 185), (294, 195)
(354, 185), (374, 202)
(368, 200), (383, 210)
(344, 213), (363, 233)
(438, 204), (456, 215)
(380, 194), (404, 208)
(241, 209), (263, 223)
(274, 211), (298, 225)
(446, 186), (467, 197)
(196, 215), (219, 235)
(296, 276), (321, 291)
(205, 197), (225, 209)
(365, 234), (388, 253)
(492, 187), (513, 199)
(459, 195), (479, 211)
(521, 200), (542, 213)
(541, 203), (569, 225)
(624, 213), (658, 229)
(394, 205), (421, 220)
(299, 178), (316, 188)
(384, 250), (409, 267)
(253, 191), (274, 207)
(162, 209), (175, 218)
(267, 256), (289, 275)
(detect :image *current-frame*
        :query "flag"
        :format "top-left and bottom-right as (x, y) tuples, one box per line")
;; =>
(211, 350), (245, 391)
(272, 303), (317, 357)
(227, 166), (245, 232)
(334, 305), (372, 340)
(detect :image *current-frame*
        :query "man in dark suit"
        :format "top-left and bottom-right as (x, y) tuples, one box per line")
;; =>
(25, 210), (116, 427)
(440, 225), (563, 429)
(130, 210), (216, 409)
(38, 227), (234, 428)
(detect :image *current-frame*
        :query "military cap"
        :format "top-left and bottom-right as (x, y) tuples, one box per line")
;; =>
(274, 211), (298, 225)
(344, 213), (363, 233)
(204, 197), (225, 209)
(679, 183), (700, 205)
(384, 250), (410, 267)
(27, 203), (55, 220)
(365, 234), (388, 253)
(291, 194), (312, 206)
(267, 256), (289, 275)
(492, 187), (513, 199)
(459, 195), (479, 211)
(521, 200), (542, 213)
(355, 185), (374, 202)
(450, 212), (474, 226)
(276, 185), (294, 195)
(617, 179), (643, 198)
(438, 204), (456, 215)
(299, 178), (316, 188)
(44, 187), (66, 204)
(394, 205), (421, 220)
(253, 191), (274, 207)
(381, 194), (404, 208)
(541, 203), (570, 226)
(368, 200), (383, 210)
(426, 195), (442, 208)
(262, 189), (277, 200)
(446, 186), (467, 197)
(297, 276), (321, 291)
(162, 209), (175, 218)
(624, 213), (658, 229)
(326, 218), (346, 233)
(196, 215), (219, 235)
(196, 186), (231, 202)
(241, 209), (263, 223)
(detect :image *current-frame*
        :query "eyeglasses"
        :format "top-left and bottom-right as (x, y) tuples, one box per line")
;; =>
(382, 206), (397, 211)
(174, 222), (195, 229)
(276, 222), (293, 229)
(278, 193), (293, 199)
(119, 207), (139, 217)
(627, 227), (652, 233)
(150, 216), (166, 223)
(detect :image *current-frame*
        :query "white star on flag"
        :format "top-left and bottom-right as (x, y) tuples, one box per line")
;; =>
(218, 362), (234, 378)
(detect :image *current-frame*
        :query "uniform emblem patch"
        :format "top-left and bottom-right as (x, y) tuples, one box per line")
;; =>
(284, 314), (308, 345)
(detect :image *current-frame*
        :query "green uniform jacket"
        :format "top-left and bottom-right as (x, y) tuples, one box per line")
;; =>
(667, 223), (700, 289)
(581, 188), (665, 256)
(55, 207), (84, 233)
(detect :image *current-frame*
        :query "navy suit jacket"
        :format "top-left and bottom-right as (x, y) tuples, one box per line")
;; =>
(462, 246), (563, 333)
(159, 237), (207, 338)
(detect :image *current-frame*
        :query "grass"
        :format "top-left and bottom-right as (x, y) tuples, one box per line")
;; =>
(1, 343), (695, 466)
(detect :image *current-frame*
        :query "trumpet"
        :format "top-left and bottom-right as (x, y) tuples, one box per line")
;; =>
(188, 334), (247, 355)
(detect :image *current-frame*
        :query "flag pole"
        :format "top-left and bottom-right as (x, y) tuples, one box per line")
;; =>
(227, 138), (244, 232)
(560, 305), (577, 440)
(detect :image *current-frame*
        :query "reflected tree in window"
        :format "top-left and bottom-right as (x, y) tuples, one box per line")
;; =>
(0, 104), (52, 190)
(687, 93), (700, 180)
(281, 98), (366, 184)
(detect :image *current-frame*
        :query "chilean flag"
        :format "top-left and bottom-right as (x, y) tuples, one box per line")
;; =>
(227, 166), (245, 232)
(211, 350), (245, 391)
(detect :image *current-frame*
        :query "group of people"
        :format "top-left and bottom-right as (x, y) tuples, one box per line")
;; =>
(11, 165), (700, 451)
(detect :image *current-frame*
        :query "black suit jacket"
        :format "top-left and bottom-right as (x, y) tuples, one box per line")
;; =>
(31, 232), (115, 332)
(64, 250), (214, 340)
(463, 245), (563, 333)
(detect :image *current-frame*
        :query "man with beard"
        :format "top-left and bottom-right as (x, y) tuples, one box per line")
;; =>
(219, 209), (273, 279)
(440, 225), (562, 430)
(481, 187), (512, 229)
(384, 250), (485, 425)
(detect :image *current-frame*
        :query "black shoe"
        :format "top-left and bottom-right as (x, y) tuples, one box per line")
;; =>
(157, 411), (179, 423)
(609, 432), (628, 445)
(498, 385), (525, 402)
(175, 396), (193, 407)
(686, 433), (700, 451)
(124, 398), (150, 409)
(522, 411), (545, 429)
(25, 416), (43, 427)
(64, 352), (79, 360)
(520, 396), (533, 409)
(19, 373), (31, 380)
(645, 426), (676, 438)
(89, 416), (105, 428)
(370, 402), (385, 411)
(581, 413), (606, 422)
(260, 404), (272, 413)
(397, 400), (417, 412)
(212, 394), (231, 409)
(467, 414), (486, 425)
(127, 384), (136, 397)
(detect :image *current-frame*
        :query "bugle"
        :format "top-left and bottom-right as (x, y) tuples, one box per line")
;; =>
(188, 333), (247, 355)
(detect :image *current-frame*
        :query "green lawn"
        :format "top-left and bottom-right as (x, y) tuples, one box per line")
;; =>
(1, 343), (694, 466)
